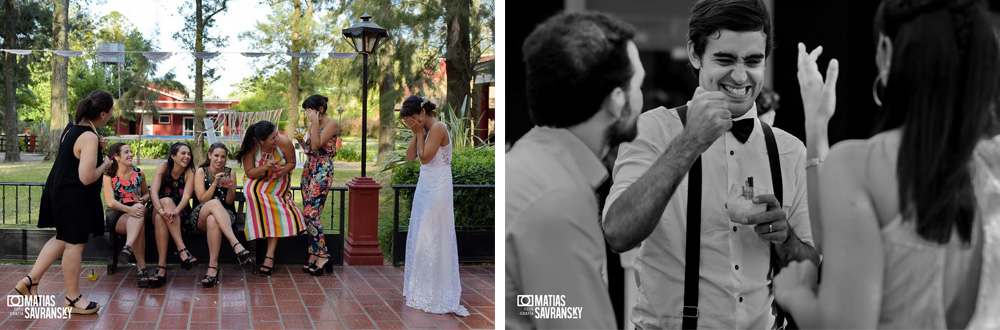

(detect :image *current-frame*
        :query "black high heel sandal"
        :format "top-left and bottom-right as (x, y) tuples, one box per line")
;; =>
(176, 248), (198, 270)
(150, 265), (168, 288)
(202, 266), (220, 288)
(65, 294), (100, 315)
(13, 275), (38, 296)
(118, 245), (134, 264)
(136, 268), (152, 288)
(309, 256), (332, 276)
(302, 255), (316, 273)
(259, 256), (274, 277)
(233, 242), (251, 265)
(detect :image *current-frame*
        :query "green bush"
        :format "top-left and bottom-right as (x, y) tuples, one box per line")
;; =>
(378, 145), (496, 259)
(117, 139), (171, 159)
(332, 144), (376, 163)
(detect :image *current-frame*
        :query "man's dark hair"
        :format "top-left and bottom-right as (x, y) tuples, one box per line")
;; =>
(523, 11), (637, 128)
(688, 0), (773, 75)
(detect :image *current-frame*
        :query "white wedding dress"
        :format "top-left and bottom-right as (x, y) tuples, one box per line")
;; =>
(403, 125), (470, 316)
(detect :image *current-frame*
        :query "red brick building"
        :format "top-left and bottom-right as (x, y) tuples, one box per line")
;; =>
(113, 85), (241, 136)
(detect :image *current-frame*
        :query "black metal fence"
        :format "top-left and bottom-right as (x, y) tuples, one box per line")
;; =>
(391, 184), (496, 266)
(0, 182), (347, 232)
(0, 135), (32, 152)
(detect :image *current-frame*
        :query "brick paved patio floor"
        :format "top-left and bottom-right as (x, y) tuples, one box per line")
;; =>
(0, 264), (495, 329)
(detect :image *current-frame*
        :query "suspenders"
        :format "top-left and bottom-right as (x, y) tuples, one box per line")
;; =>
(675, 106), (792, 329)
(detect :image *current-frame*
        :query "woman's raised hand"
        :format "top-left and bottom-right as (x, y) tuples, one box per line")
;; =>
(797, 42), (839, 125)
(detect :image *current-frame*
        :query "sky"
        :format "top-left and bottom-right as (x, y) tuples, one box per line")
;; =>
(92, 0), (279, 99)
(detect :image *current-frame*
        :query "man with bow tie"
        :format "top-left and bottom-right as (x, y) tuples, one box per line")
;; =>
(601, 0), (820, 329)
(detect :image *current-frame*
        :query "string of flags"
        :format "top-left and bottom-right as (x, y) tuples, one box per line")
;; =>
(0, 49), (358, 61)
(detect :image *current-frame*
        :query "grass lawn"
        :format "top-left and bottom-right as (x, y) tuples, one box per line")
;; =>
(0, 160), (397, 233)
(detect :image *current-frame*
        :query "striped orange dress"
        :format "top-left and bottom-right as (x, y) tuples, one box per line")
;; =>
(244, 146), (305, 240)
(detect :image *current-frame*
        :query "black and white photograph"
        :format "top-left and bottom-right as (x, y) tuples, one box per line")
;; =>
(506, 0), (1000, 329)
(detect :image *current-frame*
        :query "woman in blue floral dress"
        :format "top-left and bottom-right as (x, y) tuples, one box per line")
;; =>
(295, 94), (339, 275)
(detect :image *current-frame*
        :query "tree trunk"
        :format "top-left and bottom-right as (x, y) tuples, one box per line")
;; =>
(192, 0), (206, 166)
(3, 0), (21, 162)
(47, 0), (69, 161)
(285, 0), (302, 134)
(377, 70), (395, 161)
(444, 0), (472, 119)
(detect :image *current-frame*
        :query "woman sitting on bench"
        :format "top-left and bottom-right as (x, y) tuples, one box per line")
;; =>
(150, 142), (199, 287)
(102, 142), (153, 288)
(190, 143), (251, 287)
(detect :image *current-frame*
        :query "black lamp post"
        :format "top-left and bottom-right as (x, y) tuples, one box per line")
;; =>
(342, 13), (388, 177)
(336, 107), (345, 124)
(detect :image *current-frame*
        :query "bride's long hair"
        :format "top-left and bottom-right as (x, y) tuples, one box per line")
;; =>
(873, 0), (1000, 244)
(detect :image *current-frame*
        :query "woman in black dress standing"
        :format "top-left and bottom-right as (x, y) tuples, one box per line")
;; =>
(11, 90), (115, 315)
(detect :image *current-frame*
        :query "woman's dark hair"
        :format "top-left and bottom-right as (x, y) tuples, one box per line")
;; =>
(105, 142), (129, 177)
(235, 121), (276, 163)
(400, 95), (438, 118)
(200, 142), (229, 168)
(163, 142), (194, 182)
(873, 0), (999, 244)
(75, 90), (114, 123)
(523, 11), (636, 128)
(688, 0), (773, 77)
(302, 94), (329, 114)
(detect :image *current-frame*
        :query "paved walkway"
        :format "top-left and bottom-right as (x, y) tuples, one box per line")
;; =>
(0, 264), (494, 329)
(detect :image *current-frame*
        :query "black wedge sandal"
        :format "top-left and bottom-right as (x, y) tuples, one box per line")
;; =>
(308, 256), (333, 276)
(176, 248), (198, 270)
(136, 268), (152, 288)
(118, 245), (134, 265)
(233, 242), (251, 265)
(13, 275), (38, 296)
(202, 265), (220, 288)
(258, 256), (274, 277)
(150, 265), (168, 288)
(65, 294), (100, 315)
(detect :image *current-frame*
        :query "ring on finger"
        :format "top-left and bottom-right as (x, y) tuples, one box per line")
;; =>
(768, 224), (773, 233)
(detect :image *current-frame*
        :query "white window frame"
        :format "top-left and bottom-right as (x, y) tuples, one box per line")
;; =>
(183, 117), (194, 136)
(158, 115), (171, 125)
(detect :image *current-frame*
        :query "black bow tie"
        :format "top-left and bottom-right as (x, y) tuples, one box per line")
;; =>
(730, 119), (755, 144)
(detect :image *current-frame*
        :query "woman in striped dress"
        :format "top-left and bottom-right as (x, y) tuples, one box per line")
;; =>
(234, 120), (305, 276)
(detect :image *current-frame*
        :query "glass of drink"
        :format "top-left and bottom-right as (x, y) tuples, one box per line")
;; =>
(726, 179), (768, 224)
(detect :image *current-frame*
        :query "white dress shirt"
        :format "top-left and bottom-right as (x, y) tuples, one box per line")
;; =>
(604, 103), (814, 329)
(507, 127), (617, 329)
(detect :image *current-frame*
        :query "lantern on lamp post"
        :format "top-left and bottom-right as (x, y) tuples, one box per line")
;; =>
(342, 13), (388, 177)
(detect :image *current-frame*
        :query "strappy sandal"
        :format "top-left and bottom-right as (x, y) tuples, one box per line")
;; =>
(65, 294), (100, 315)
(202, 266), (220, 288)
(176, 248), (198, 270)
(13, 275), (38, 296)
(118, 245), (134, 265)
(308, 256), (333, 276)
(233, 242), (251, 265)
(150, 265), (168, 288)
(259, 256), (274, 277)
(136, 268), (152, 288)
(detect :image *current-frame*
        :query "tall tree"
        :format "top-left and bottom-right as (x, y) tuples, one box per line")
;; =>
(47, 0), (68, 160)
(444, 0), (472, 118)
(240, 0), (323, 133)
(176, 0), (228, 165)
(2, 0), (19, 162)
(2, 0), (51, 162)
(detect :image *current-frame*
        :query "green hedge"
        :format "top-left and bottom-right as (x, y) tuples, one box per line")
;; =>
(332, 144), (377, 163)
(377, 146), (495, 259)
(115, 139), (238, 160)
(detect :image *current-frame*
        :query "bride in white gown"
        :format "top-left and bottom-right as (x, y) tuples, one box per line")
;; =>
(400, 96), (470, 317)
(774, 0), (1000, 327)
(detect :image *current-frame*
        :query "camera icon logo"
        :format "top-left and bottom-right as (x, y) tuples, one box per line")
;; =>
(7, 295), (23, 307)
(516, 295), (533, 307)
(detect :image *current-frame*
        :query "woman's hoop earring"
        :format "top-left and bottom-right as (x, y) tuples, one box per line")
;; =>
(872, 75), (884, 107)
